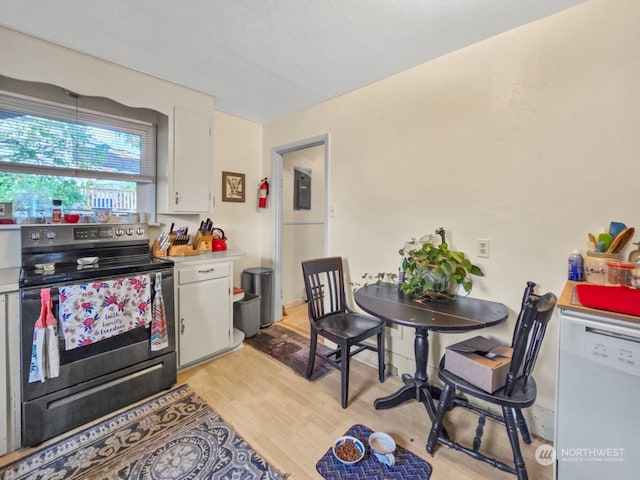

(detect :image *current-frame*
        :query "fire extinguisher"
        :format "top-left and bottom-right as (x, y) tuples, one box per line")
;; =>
(258, 178), (269, 208)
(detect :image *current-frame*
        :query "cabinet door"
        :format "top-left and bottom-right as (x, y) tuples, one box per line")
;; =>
(178, 276), (231, 366)
(173, 106), (212, 213)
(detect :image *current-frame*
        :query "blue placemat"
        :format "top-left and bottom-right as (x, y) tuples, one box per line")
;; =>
(316, 424), (432, 480)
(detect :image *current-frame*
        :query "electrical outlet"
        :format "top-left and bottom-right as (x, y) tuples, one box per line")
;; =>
(477, 239), (490, 258)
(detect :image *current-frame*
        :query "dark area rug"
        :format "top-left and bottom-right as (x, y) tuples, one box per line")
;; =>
(245, 323), (335, 381)
(1, 384), (286, 480)
(316, 424), (433, 480)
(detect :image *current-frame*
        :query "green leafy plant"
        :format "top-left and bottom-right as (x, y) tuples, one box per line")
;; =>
(350, 271), (398, 292)
(399, 237), (484, 298)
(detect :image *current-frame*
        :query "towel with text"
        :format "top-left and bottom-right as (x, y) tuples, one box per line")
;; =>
(59, 275), (152, 350)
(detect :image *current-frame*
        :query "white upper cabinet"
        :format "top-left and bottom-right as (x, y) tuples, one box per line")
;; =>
(159, 106), (213, 214)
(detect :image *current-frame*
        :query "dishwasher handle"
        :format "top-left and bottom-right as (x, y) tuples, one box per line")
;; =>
(561, 310), (640, 341)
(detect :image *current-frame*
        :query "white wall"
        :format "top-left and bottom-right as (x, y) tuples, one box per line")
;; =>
(262, 0), (640, 438)
(282, 145), (325, 305)
(212, 111), (264, 283)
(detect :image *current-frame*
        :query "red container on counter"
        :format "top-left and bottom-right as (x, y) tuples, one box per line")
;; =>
(575, 283), (640, 316)
(212, 238), (227, 251)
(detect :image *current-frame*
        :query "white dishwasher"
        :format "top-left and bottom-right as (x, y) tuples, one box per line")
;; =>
(556, 307), (640, 479)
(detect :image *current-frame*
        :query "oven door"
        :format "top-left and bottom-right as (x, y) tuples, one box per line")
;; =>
(19, 267), (176, 446)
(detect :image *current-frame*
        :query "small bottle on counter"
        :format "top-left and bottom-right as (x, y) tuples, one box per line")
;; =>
(51, 199), (63, 223)
(568, 249), (584, 281)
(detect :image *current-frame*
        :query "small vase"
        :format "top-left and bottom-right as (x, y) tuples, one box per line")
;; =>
(398, 269), (405, 291)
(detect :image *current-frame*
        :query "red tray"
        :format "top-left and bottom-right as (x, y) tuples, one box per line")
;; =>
(575, 283), (640, 316)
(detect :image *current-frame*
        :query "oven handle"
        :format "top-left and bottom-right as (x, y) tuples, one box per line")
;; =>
(22, 287), (61, 301)
(21, 272), (170, 301)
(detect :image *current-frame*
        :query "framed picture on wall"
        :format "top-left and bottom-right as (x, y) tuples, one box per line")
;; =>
(222, 171), (246, 202)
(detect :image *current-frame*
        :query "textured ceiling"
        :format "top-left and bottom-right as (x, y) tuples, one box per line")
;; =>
(0, 0), (585, 124)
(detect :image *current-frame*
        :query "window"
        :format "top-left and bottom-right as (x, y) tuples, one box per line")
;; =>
(0, 86), (156, 222)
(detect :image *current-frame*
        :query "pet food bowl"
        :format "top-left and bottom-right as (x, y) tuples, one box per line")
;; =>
(332, 436), (365, 465)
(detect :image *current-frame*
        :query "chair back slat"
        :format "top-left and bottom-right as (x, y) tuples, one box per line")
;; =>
(511, 281), (536, 348)
(302, 257), (347, 323)
(504, 290), (557, 397)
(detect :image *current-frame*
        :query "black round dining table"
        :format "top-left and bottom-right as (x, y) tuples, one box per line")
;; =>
(354, 283), (509, 421)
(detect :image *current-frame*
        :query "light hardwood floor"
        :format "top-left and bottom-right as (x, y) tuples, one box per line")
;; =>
(1, 304), (554, 479)
(180, 304), (553, 480)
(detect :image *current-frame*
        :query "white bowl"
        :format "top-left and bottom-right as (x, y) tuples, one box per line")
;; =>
(332, 436), (365, 465)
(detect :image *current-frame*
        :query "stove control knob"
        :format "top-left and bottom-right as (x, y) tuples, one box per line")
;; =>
(44, 230), (56, 240)
(136, 227), (145, 236)
(30, 231), (41, 241)
(114, 228), (123, 237)
(126, 228), (134, 236)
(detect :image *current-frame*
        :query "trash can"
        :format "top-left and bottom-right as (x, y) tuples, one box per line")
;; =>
(233, 292), (261, 338)
(241, 267), (273, 327)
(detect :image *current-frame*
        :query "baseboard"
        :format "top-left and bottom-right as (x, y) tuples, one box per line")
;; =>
(284, 299), (305, 309)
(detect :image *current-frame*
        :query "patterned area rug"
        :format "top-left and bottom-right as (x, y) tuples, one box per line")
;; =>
(316, 424), (433, 480)
(1, 385), (286, 480)
(245, 323), (335, 381)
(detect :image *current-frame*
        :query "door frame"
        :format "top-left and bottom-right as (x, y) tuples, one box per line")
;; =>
(270, 134), (329, 323)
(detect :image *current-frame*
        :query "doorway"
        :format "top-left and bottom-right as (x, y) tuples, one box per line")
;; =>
(271, 135), (328, 322)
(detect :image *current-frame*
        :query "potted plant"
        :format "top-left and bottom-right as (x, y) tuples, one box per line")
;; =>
(399, 234), (484, 299)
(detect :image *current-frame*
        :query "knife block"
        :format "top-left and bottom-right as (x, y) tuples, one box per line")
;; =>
(193, 231), (213, 251)
(168, 244), (200, 256)
(151, 239), (168, 257)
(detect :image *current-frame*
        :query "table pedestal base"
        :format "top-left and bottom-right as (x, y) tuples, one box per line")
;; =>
(375, 373), (443, 421)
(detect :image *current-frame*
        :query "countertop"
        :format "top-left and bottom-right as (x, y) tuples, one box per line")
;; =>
(559, 280), (640, 325)
(0, 267), (20, 293)
(167, 249), (246, 266)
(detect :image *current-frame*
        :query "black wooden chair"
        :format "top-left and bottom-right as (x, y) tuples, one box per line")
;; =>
(301, 257), (386, 408)
(426, 282), (557, 480)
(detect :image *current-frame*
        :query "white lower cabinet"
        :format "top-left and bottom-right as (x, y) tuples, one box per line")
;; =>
(175, 260), (232, 368)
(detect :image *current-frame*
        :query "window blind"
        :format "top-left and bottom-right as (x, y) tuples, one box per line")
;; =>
(0, 90), (155, 183)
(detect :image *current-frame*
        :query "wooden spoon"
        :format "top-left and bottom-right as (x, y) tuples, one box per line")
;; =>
(588, 233), (597, 250)
(608, 227), (635, 253)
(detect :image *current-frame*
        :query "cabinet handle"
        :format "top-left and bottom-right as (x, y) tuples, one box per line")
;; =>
(175, 192), (180, 205)
(180, 318), (185, 334)
(198, 268), (215, 274)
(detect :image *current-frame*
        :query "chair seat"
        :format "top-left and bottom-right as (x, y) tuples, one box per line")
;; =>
(438, 356), (538, 409)
(316, 311), (385, 340)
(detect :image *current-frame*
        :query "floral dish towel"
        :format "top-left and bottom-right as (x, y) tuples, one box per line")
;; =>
(59, 275), (152, 350)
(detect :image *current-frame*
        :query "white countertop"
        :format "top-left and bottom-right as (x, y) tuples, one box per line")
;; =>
(167, 249), (246, 266)
(0, 267), (20, 293)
